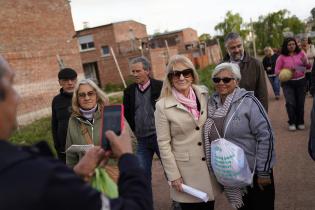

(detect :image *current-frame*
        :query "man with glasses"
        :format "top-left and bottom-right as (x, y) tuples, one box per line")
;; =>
(223, 32), (268, 111)
(123, 56), (162, 189)
(51, 68), (77, 162)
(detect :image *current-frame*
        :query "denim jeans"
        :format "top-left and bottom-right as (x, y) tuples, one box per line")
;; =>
(136, 134), (160, 184)
(282, 78), (306, 125)
(268, 76), (280, 97)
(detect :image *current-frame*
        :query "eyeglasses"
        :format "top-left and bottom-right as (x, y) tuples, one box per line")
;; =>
(168, 69), (193, 79)
(212, 77), (235, 84)
(78, 91), (96, 99)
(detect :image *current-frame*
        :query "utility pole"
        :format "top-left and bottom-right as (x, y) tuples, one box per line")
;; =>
(250, 18), (257, 58)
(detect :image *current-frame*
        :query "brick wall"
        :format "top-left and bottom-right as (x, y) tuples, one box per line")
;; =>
(113, 21), (147, 43)
(0, 0), (83, 125)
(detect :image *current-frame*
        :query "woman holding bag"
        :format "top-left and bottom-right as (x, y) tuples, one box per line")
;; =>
(204, 63), (276, 210)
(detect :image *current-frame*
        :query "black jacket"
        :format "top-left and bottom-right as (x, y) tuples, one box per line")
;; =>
(51, 88), (73, 160)
(262, 54), (279, 76)
(310, 61), (315, 96)
(123, 78), (163, 132)
(0, 140), (153, 210)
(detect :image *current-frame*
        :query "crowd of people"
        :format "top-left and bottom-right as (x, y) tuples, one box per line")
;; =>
(1, 31), (315, 210)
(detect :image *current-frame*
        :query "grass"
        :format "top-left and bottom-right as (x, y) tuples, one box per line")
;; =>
(11, 65), (215, 148)
(10, 117), (56, 154)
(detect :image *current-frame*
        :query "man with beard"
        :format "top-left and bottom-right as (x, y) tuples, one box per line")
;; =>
(223, 32), (268, 111)
(51, 68), (77, 162)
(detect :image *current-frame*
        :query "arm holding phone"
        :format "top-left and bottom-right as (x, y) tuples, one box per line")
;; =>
(73, 128), (153, 210)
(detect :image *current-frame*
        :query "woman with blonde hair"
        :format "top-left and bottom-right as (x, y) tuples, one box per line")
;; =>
(66, 79), (109, 167)
(262, 46), (280, 99)
(155, 55), (220, 210)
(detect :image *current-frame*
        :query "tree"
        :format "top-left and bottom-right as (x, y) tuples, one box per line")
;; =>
(253, 9), (305, 51)
(214, 11), (249, 39)
(199, 33), (211, 42)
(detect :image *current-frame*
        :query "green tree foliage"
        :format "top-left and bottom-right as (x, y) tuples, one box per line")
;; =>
(199, 33), (211, 42)
(253, 9), (305, 51)
(214, 11), (249, 39)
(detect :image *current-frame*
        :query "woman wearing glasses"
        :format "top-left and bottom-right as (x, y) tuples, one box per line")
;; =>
(154, 55), (220, 210)
(65, 79), (109, 167)
(204, 63), (275, 210)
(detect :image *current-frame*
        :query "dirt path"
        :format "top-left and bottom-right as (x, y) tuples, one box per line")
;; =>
(152, 84), (315, 210)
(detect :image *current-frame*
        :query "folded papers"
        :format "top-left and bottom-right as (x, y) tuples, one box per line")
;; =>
(168, 182), (209, 202)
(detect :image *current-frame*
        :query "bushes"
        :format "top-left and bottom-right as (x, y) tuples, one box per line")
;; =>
(197, 64), (215, 94)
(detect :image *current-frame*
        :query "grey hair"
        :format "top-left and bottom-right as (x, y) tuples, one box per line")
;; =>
(212, 62), (241, 81)
(72, 78), (109, 115)
(160, 54), (199, 98)
(129, 56), (151, 71)
(224, 32), (242, 47)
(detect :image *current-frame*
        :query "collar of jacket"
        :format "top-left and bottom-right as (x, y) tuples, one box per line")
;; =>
(0, 140), (31, 172)
(72, 104), (102, 125)
(223, 51), (250, 63)
(164, 85), (207, 109)
(211, 87), (254, 106)
(60, 88), (73, 98)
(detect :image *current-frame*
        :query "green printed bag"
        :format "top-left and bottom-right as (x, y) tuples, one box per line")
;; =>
(91, 168), (119, 198)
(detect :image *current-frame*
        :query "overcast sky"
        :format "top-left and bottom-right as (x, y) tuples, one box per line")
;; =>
(70, 0), (314, 36)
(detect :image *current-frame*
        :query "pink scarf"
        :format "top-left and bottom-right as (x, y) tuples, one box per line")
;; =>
(172, 87), (200, 120)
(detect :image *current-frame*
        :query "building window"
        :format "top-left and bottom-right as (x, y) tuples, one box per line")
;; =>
(101, 46), (110, 56)
(78, 35), (95, 51)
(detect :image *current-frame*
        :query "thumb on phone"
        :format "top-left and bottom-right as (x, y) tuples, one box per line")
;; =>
(105, 128), (133, 158)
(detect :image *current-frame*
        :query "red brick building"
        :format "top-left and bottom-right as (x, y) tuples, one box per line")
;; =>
(0, 0), (83, 125)
(76, 20), (149, 87)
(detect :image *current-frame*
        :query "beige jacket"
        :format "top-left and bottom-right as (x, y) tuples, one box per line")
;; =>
(154, 85), (220, 203)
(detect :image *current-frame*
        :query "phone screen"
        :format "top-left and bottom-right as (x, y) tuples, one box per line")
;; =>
(101, 105), (124, 150)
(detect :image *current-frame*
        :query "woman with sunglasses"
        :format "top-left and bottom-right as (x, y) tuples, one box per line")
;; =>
(65, 79), (110, 167)
(204, 62), (275, 210)
(154, 55), (220, 210)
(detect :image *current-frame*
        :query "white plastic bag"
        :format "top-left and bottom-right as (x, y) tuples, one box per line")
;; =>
(211, 138), (253, 187)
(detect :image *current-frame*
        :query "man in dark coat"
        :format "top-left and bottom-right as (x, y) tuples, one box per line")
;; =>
(223, 32), (268, 111)
(51, 68), (77, 162)
(123, 56), (162, 186)
(0, 55), (152, 210)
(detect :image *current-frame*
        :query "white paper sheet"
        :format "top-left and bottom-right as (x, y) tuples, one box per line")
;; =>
(65, 144), (94, 153)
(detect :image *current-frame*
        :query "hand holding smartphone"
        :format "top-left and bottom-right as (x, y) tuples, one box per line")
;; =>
(100, 105), (124, 151)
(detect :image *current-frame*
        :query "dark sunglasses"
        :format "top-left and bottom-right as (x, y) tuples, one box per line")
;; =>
(168, 69), (193, 79)
(78, 91), (96, 98)
(212, 77), (235, 84)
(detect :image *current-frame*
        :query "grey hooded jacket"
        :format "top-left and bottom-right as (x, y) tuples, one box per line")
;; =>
(208, 88), (275, 177)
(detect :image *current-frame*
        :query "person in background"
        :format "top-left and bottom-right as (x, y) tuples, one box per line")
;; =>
(275, 37), (311, 131)
(0, 55), (153, 210)
(123, 56), (163, 187)
(262, 47), (280, 100)
(204, 62), (275, 210)
(301, 36), (315, 94)
(155, 55), (220, 210)
(222, 32), (268, 111)
(51, 68), (77, 162)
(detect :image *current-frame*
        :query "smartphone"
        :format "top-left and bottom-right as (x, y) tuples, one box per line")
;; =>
(100, 104), (124, 150)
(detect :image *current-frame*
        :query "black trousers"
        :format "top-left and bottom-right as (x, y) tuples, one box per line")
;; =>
(238, 172), (275, 210)
(179, 201), (214, 210)
(282, 78), (306, 125)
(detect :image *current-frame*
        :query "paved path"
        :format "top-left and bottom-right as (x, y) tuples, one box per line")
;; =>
(152, 85), (315, 210)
